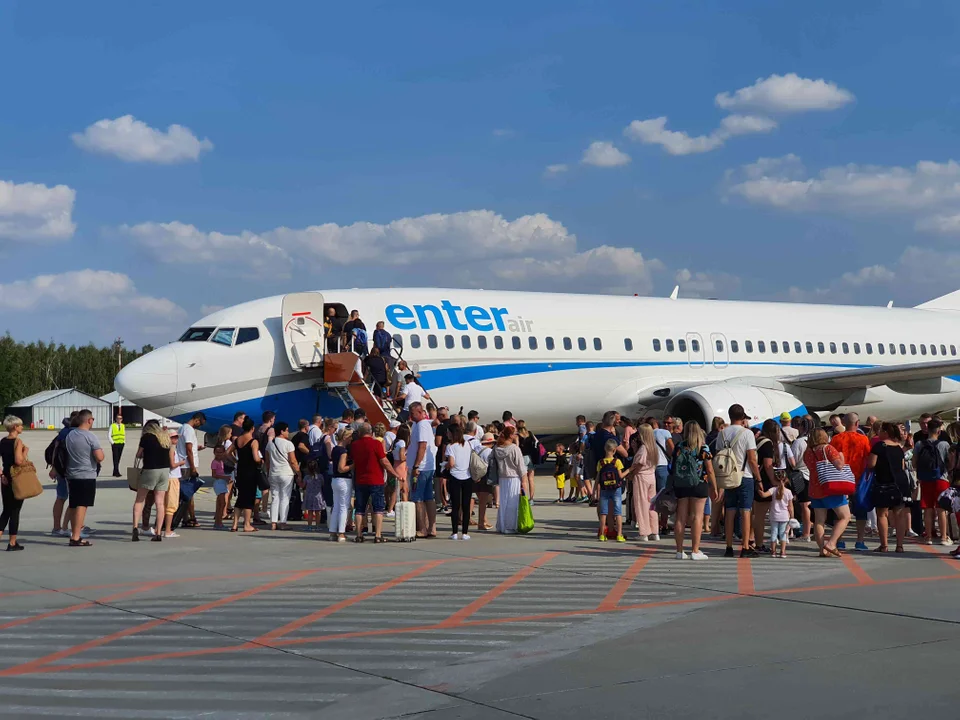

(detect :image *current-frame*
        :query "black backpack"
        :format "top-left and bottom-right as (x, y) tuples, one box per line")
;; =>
(48, 429), (73, 477)
(597, 460), (622, 489)
(916, 440), (944, 481)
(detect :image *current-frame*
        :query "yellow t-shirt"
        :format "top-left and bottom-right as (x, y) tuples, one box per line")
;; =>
(596, 458), (624, 473)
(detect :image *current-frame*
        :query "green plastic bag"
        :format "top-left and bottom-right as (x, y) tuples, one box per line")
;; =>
(517, 495), (535, 534)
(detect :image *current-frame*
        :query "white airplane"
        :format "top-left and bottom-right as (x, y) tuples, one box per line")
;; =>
(114, 288), (960, 434)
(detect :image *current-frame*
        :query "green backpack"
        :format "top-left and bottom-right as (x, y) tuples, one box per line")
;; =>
(669, 446), (702, 489)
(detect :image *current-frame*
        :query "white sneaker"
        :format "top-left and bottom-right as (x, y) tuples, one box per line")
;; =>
(925, 539), (934, 545)
(164, 532), (180, 539)
(676, 551), (689, 560)
(906, 529), (919, 538)
(385, 511), (396, 518)
(449, 533), (460, 541)
(649, 534), (660, 541)
(636, 535), (647, 542)
(461, 534), (471, 541)
(690, 551), (708, 560)
(146, 527), (157, 536)
(941, 539), (954, 547)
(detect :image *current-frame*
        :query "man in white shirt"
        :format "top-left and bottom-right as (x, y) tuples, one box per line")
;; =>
(307, 414), (324, 455)
(176, 412), (206, 529)
(718, 404), (762, 558)
(400, 375), (431, 414)
(408, 402), (437, 537)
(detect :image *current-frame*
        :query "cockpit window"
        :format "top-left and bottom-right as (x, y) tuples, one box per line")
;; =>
(236, 327), (260, 345)
(179, 327), (215, 342)
(211, 327), (235, 346)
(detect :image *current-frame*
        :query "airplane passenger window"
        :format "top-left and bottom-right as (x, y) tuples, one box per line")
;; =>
(512, 336), (521, 350)
(428, 335), (438, 349)
(666, 339), (675, 352)
(731, 340), (739, 353)
(210, 327), (235, 346)
(546, 337), (555, 350)
(878, 343), (884, 355)
(899, 343), (906, 355)
(594, 338), (602, 351)
(691, 339), (700, 352)
(624, 338), (633, 351)
(445, 335), (455, 349)
(769, 341), (777, 354)
(745, 340), (753, 353)
(758, 341), (766, 353)
(653, 339), (662, 352)
(842, 342), (849, 354)
(941, 344), (947, 356)
(865, 343), (872, 355)
(951, 345), (957, 356)
(461, 335), (471, 349)
(563, 337), (572, 350)
(932, 344), (939, 356)
(678, 339), (687, 352)
(920, 344), (927, 356)
(477, 336), (487, 350)
(817, 342), (825, 354)
(716, 339), (724, 352)
(180, 327), (215, 342)
(236, 327), (260, 345)
(853, 343), (861, 354)
(829, 342), (837, 353)
(910, 344), (917, 355)
(806, 342), (813, 353)
(578, 337), (587, 351)
(529, 337), (538, 350)
(495, 336), (504, 350)
(411, 334), (421, 349)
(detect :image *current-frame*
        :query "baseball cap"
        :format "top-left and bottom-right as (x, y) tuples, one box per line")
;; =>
(779, 412), (791, 422)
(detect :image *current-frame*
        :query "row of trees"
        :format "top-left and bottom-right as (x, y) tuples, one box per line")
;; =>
(0, 334), (152, 411)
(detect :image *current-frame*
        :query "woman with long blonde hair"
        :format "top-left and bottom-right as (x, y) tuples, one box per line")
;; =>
(627, 424), (660, 540)
(671, 421), (716, 559)
(133, 420), (175, 542)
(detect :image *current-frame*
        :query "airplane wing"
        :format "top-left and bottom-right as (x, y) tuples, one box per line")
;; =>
(780, 360), (960, 391)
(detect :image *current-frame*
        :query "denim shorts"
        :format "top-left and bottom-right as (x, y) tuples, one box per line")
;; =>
(810, 495), (848, 510)
(723, 477), (755, 511)
(655, 466), (669, 493)
(56, 475), (69, 501)
(410, 468), (436, 503)
(599, 487), (623, 516)
(355, 484), (386, 514)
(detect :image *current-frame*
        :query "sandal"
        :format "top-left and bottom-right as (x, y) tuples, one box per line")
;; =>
(374, 536), (386, 543)
(825, 546), (842, 558)
(242, 527), (259, 533)
(354, 535), (365, 543)
(874, 545), (889, 553)
(69, 539), (92, 547)
(895, 545), (905, 553)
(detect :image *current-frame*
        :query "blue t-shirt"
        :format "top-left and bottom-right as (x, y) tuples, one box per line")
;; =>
(591, 428), (618, 462)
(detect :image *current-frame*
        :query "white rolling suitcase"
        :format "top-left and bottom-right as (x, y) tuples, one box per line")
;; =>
(395, 499), (417, 542)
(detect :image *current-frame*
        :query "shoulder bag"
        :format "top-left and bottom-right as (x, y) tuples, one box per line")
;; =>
(816, 446), (856, 497)
(11, 460), (43, 500)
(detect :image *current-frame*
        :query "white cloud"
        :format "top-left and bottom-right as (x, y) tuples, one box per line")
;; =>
(726, 156), (960, 221)
(490, 245), (664, 294)
(543, 163), (569, 176)
(623, 114), (776, 156)
(72, 115), (213, 164)
(581, 141), (631, 167)
(674, 268), (742, 298)
(0, 179), (76, 240)
(715, 73), (854, 114)
(0, 270), (185, 319)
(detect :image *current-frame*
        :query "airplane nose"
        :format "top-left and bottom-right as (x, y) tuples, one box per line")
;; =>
(114, 345), (179, 409)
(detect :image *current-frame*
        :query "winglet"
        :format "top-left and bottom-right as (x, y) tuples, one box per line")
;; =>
(886, 300), (893, 308)
(669, 285), (679, 300)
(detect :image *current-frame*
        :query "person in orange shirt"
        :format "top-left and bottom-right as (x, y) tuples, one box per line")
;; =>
(831, 413), (872, 551)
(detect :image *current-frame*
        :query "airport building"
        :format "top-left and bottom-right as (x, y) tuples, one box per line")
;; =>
(99, 391), (171, 426)
(5, 389), (112, 429)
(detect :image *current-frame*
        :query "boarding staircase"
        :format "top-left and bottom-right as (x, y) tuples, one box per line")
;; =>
(281, 292), (400, 428)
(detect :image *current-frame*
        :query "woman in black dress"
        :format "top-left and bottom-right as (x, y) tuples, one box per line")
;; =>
(229, 418), (261, 533)
(867, 422), (911, 553)
(0, 415), (28, 551)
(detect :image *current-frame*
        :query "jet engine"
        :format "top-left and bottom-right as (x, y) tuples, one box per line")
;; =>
(663, 384), (806, 429)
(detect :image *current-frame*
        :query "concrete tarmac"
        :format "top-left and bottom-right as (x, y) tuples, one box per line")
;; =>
(2, 429), (960, 718)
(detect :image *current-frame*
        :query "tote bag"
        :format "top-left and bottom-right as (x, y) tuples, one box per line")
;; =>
(815, 446), (856, 497)
(11, 461), (43, 500)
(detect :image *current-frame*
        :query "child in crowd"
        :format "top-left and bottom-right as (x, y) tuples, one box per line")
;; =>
(594, 439), (628, 542)
(758, 473), (794, 557)
(211, 425), (233, 529)
(300, 459), (325, 531)
(554, 443), (569, 503)
(565, 443), (581, 502)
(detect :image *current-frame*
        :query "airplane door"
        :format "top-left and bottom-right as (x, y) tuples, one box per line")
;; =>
(710, 332), (729, 368)
(686, 332), (704, 368)
(281, 292), (326, 371)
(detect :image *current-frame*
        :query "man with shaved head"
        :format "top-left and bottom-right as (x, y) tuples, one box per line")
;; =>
(831, 413), (872, 552)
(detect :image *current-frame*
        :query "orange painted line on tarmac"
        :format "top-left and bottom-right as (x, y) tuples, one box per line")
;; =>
(0, 568), (319, 677)
(840, 554), (875, 585)
(596, 549), (657, 611)
(916, 542), (960, 571)
(438, 552), (560, 628)
(0, 581), (172, 632)
(255, 560), (447, 643)
(737, 558), (755, 594)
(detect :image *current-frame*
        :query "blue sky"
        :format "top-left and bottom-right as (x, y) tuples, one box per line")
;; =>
(2, 0), (960, 347)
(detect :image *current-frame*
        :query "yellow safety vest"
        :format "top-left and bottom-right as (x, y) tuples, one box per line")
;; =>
(110, 422), (126, 444)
